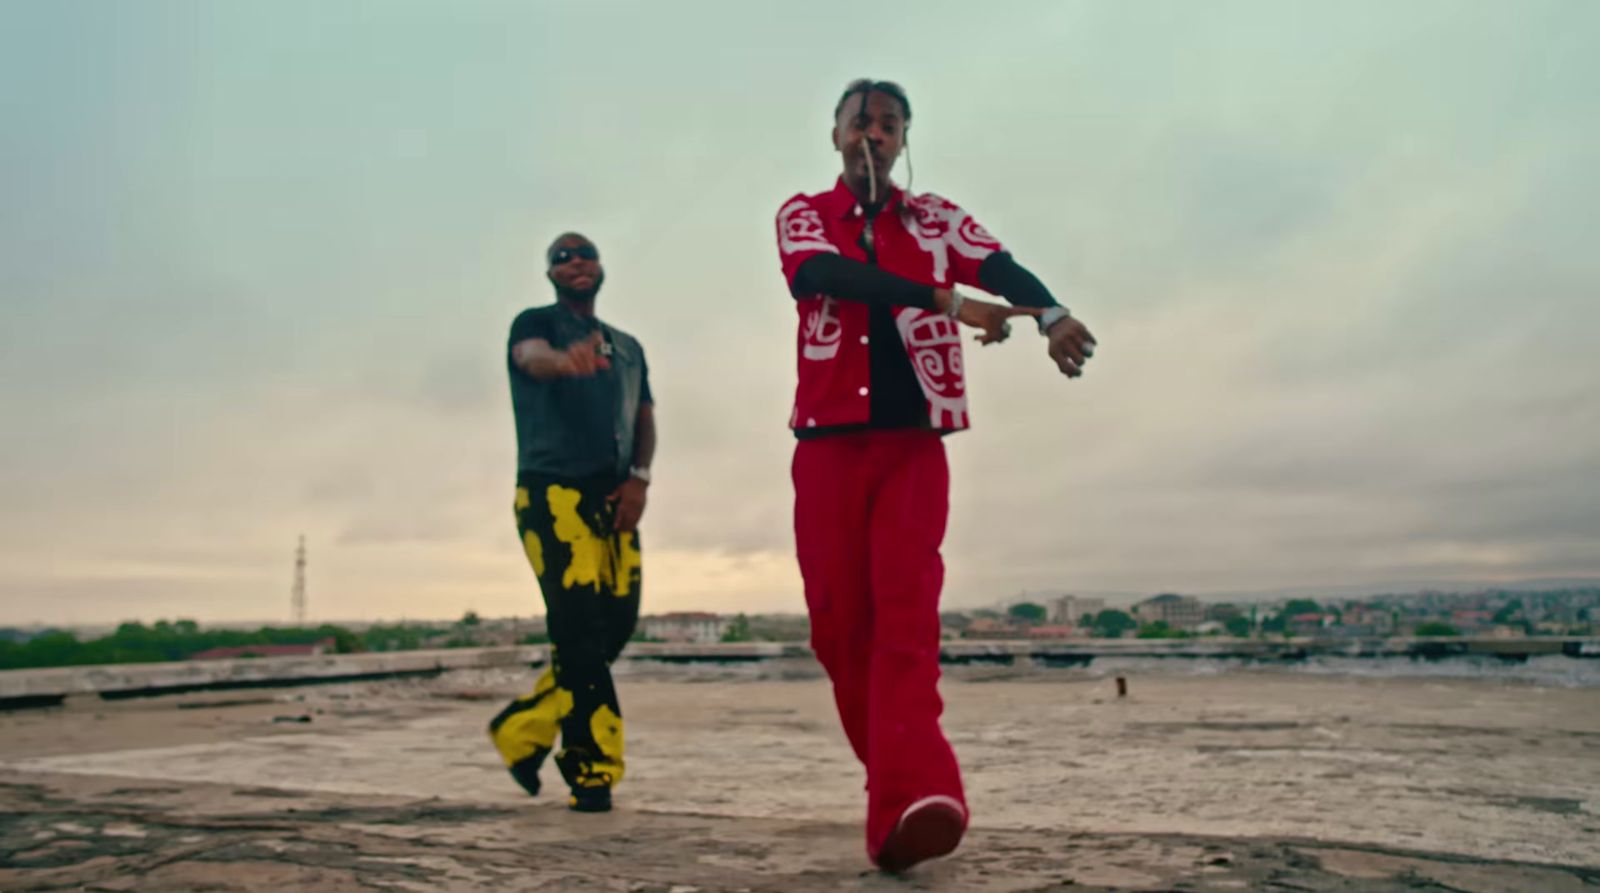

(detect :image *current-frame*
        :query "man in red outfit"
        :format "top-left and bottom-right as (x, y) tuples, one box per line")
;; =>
(774, 79), (1097, 873)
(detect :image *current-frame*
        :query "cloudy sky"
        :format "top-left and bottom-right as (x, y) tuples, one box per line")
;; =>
(2, 1), (1596, 626)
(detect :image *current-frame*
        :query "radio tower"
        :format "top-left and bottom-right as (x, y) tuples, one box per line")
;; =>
(291, 535), (308, 627)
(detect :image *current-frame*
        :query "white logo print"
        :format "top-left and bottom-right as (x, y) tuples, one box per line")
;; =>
(778, 199), (838, 256)
(904, 194), (1002, 282)
(953, 214), (1001, 257)
(802, 297), (843, 361)
(905, 197), (952, 282)
(895, 307), (968, 428)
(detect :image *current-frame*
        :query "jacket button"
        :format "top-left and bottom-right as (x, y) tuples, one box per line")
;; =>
(858, 387), (869, 397)
(859, 335), (869, 344)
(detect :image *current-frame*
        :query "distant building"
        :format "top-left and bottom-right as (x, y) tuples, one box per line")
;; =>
(1133, 594), (1205, 630)
(1452, 610), (1494, 632)
(1288, 613), (1328, 637)
(1049, 596), (1107, 625)
(1204, 603), (1245, 623)
(1339, 604), (1395, 635)
(744, 613), (810, 642)
(964, 617), (1026, 639)
(1026, 625), (1081, 639)
(642, 612), (731, 645)
(189, 639), (335, 661)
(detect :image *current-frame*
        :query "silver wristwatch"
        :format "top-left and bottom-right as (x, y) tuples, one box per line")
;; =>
(1037, 305), (1072, 335)
(629, 466), (651, 484)
(945, 289), (967, 319)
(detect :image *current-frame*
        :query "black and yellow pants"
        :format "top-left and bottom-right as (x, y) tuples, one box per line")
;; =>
(489, 473), (641, 796)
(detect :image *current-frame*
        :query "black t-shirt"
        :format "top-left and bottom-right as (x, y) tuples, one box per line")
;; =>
(866, 304), (930, 430)
(507, 303), (652, 479)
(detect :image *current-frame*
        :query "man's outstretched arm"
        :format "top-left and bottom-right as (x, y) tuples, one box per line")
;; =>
(977, 252), (1097, 378)
(792, 254), (1037, 344)
(511, 331), (610, 380)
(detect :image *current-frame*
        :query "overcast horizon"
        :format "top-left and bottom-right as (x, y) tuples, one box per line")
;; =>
(3, 1), (1597, 627)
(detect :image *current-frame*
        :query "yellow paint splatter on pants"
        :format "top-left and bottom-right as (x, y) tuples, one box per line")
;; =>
(522, 530), (545, 576)
(589, 703), (626, 783)
(611, 532), (641, 597)
(488, 666), (572, 766)
(547, 485), (610, 590)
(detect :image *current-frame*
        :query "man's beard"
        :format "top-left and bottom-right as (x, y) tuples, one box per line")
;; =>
(552, 270), (604, 303)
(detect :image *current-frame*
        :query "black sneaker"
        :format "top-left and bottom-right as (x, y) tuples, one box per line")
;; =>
(555, 746), (615, 813)
(567, 787), (612, 813)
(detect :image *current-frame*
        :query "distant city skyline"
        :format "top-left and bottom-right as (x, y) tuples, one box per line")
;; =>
(9, 575), (1597, 633)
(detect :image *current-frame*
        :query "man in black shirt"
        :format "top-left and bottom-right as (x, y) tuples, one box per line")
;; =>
(487, 232), (655, 813)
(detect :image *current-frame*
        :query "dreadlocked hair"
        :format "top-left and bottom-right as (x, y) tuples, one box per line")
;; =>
(834, 78), (916, 205)
(833, 78), (912, 122)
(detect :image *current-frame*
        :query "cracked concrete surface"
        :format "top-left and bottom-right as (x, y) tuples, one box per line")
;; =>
(1, 666), (1597, 891)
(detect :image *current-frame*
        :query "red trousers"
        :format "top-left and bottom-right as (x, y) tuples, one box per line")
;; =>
(792, 429), (967, 861)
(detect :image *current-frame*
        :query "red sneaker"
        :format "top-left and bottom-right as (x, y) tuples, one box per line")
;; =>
(876, 795), (966, 873)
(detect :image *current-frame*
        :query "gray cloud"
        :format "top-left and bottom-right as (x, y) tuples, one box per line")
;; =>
(1, 0), (1596, 623)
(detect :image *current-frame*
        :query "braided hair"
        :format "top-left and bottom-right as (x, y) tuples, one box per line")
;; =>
(834, 79), (915, 205)
(834, 78), (911, 123)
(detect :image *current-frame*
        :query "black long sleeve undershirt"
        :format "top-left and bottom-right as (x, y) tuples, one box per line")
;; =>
(977, 252), (1059, 309)
(792, 251), (1058, 309)
(791, 253), (937, 308)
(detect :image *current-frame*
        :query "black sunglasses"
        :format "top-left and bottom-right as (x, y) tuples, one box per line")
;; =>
(548, 245), (599, 266)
